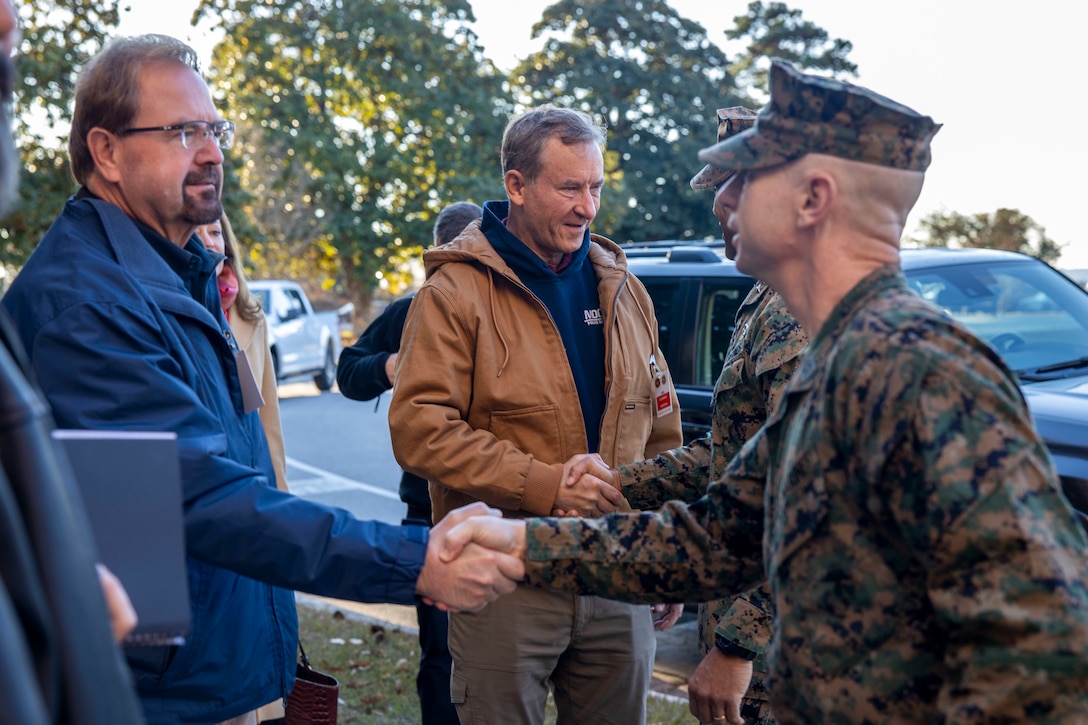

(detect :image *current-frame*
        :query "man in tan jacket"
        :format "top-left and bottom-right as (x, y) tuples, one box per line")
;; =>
(389, 104), (682, 724)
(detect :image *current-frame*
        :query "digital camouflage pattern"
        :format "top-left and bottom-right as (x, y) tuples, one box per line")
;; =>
(523, 266), (1088, 723)
(698, 59), (941, 174)
(618, 281), (805, 722)
(689, 106), (759, 190)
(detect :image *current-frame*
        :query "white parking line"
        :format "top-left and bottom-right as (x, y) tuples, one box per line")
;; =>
(285, 457), (400, 500)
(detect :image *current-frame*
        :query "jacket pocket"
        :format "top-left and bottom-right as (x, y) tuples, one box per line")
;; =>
(613, 396), (653, 463)
(712, 355), (746, 397)
(488, 404), (563, 460)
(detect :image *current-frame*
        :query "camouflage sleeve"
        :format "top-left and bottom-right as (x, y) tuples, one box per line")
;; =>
(749, 289), (806, 417)
(616, 433), (713, 510)
(887, 351), (1088, 721)
(522, 428), (768, 604)
(713, 582), (773, 669)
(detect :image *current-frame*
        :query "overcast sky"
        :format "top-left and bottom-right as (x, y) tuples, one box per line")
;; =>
(117, 0), (1088, 269)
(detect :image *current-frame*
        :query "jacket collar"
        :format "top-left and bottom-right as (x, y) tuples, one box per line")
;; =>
(73, 194), (225, 331)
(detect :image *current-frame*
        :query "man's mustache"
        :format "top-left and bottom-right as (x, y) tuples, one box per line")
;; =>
(185, 170), (220, 187)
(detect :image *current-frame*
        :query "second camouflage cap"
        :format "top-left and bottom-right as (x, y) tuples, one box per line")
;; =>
(698, 59), (941, 173)
(689, 107), (758, 190)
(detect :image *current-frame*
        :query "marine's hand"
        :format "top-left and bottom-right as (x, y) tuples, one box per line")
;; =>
(416, 502), (524, 612)
(688, 647), (752, 725)
(438, 511), (528, 569)
(553, 454), (624, 517)
(97, 563), (137, 643)
(553, 475), (625, 517)
(650, 602), (684, 631)
(562, 453), (616, 488)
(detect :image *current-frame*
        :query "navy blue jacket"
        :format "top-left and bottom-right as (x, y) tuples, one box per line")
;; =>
(2, 196), (427, 724)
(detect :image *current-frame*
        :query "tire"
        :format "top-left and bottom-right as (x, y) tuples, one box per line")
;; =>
(313, 344), (335, 392)
(271, 347), (281, 381)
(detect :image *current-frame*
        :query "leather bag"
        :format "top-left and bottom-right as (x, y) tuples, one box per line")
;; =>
(284, 640), (339, 724)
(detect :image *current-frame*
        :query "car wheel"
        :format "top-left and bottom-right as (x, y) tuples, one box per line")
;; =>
(313, 345), (335, 392)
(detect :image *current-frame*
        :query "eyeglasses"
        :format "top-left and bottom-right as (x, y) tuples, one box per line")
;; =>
(116, 120), (235, 150)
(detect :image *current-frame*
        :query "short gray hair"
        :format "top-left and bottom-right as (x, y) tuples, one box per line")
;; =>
(501, 105), (606, 183)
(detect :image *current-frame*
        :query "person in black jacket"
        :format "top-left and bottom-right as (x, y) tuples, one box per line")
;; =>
(337, 200), (481, 724)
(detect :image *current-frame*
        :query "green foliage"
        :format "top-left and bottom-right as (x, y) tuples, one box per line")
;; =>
(0, 0), (863, 298)
(910, 207), (1062, 264)
(512, 0), (745, 243)
(195, 0), (509, 315)
(0, 0), (121, 272)
(509, 0), (857, 245)
(726, 1), (857, 99)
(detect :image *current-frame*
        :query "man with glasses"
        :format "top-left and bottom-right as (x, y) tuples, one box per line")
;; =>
(2, 33), (523, 725)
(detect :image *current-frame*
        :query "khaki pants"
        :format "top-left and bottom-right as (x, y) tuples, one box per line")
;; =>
(215, 699), (282, 725)
(216, 713), (256, 725)
(449, 587), (655, 725)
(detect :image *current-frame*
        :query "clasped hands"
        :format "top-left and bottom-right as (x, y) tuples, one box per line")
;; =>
(414, 455), (679, 631)
(552, 452), (622, 517)
(413, 453), (619, 614)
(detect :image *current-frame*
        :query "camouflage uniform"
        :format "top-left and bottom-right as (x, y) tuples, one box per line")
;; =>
(522, 266), (1088, 722)
(619, 280), (805, 723)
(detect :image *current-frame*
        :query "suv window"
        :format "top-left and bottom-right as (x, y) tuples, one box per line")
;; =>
(697, 281), (745, 387)
(907, 262), (1088, 372)
(641, 278), (683, 364)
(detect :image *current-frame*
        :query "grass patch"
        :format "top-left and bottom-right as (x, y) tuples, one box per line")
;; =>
(294, 602), (694, 724)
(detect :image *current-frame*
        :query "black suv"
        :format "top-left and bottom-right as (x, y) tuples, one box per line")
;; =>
(623, 241), (1088, 517)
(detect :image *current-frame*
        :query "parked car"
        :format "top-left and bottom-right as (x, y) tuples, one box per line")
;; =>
(622, 242), (1088, 517)
(248, 280), (343, 391)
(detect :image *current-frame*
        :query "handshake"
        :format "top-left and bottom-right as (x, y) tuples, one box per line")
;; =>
(413, 453), (620, 613)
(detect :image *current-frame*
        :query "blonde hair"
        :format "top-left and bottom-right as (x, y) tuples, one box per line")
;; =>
(219, 213), (263, 324)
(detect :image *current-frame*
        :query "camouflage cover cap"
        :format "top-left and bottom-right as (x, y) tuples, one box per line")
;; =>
(698, 59), (941, 173)
(690, 106), (759, 190)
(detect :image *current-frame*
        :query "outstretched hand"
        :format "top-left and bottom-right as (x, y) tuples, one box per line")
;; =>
(416, 502), (524, 612)
(438, 510), (528, 568)
(562, 453), (615, 488)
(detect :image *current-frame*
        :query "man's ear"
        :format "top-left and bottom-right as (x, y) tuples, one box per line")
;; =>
(504, 170), (527, 207)
(86, 128), (123, 184)
(797, 170), (834, 228)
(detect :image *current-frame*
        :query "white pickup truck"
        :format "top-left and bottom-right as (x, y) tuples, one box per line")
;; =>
(248, 280), (344, 391)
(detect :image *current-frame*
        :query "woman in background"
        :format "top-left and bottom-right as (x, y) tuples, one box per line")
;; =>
(197, 214), (288, 493)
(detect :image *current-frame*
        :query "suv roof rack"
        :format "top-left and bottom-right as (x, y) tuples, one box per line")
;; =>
(620, 240), (724, 263)
(666, 246), (721, 263)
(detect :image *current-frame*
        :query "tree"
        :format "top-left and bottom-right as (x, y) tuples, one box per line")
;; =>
(509, 0), (856, 244)
(726, 1), (857, 100)
(910, 208), (1062, 265)
(511, 0), (745, 243)
(195, 0), (510, 322)
(0, 1), (121, 280)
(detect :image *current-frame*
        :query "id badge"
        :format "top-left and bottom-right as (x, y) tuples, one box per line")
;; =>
(235, 349), (265, 414)
(649, 354), (673, 418)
